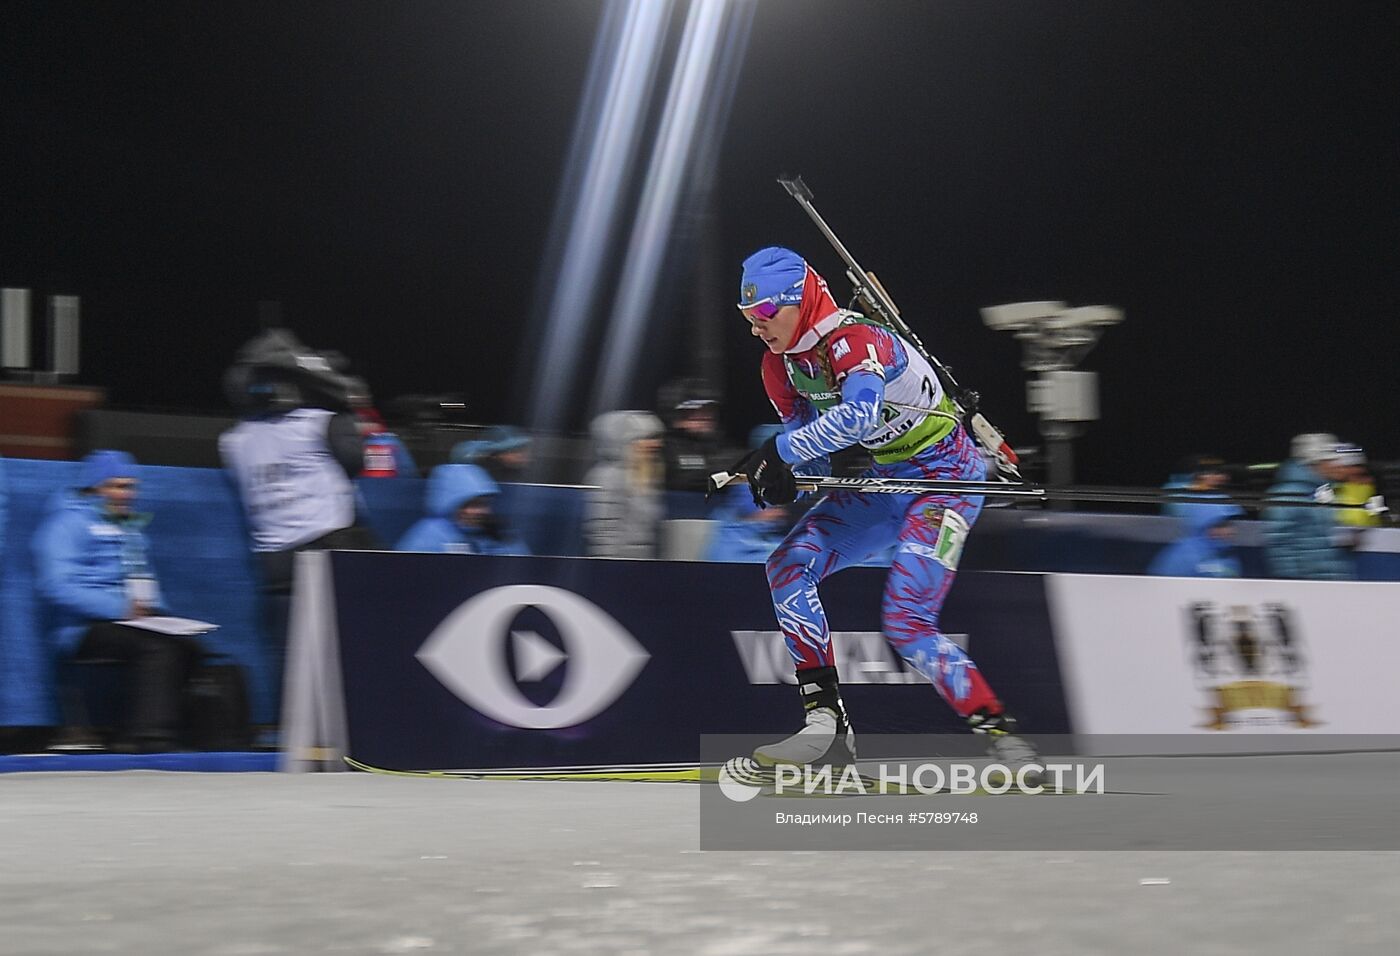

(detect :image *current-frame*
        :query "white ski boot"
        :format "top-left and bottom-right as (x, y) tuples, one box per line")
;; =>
(968, 709), (1044, 790)
(723, 667), (857, 788)
(753, 704), (857, 769)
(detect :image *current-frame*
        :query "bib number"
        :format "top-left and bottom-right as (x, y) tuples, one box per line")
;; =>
(932, 509), (970, 570)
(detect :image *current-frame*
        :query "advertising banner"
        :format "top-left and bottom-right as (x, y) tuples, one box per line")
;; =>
(1046, 574), (1400, 748)
(322, 552), (1068, 771)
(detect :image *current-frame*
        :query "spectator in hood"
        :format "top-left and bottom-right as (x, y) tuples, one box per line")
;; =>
(1264, 433), (1355, 580)
(396, 464), (530, 555)
(583, 410), (665, 558)
(450, 425), (532, 483)
(1148, 502), (1245, 577)
(31, 451), (205, 752)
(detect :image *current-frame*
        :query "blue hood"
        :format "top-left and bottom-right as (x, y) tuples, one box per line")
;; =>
(425, 464), (499, 517)
(45, 486), (149, 529)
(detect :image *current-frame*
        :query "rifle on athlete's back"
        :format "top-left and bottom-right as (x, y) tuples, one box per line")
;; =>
(776, 174), (1022, 480)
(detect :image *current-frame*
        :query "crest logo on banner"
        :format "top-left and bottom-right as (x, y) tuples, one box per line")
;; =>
(417, 585), (650, 729)
(1186, 602), (1319, 730)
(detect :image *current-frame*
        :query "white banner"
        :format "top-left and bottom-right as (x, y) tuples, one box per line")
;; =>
(1046, 574), (1400, 749)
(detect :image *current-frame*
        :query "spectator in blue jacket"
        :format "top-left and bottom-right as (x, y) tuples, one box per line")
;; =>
(1148, 502), (1244, 577)
(704, 489), (800, 563)
(1161, 454), (1231, 519)
(1264, 433), (1355, 580)
(705, 426), (778, 562)
(705, 425), (886, 565)
(31, 451), (202, 752)
(396, 464), (531, 555)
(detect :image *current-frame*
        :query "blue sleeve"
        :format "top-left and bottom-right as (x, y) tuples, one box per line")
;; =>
(768, 396), (830, 479)
(776, 370), (884, 463)
(33, 513), (129, 621)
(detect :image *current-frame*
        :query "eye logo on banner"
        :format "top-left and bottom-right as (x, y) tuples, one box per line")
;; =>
(417, 585), (650, 730)
(1186, 601), (1319, 730)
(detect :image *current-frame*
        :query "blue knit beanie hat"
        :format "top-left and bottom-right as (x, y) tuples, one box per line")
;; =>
(738, 247), (807, 308)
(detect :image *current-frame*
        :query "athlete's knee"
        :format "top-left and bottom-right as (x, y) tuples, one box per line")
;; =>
(765, 544), (808, 592)
(764, 549), (784, 589)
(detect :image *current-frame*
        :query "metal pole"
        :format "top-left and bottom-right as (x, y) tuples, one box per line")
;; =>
(48, 295), (81, 378)
(1, 288), (31, 370)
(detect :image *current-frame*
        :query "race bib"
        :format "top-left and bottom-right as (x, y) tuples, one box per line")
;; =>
(932, 508), (970, 570)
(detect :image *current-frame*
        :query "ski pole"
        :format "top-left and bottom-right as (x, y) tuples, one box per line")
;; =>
(707, 471), (1390, 515)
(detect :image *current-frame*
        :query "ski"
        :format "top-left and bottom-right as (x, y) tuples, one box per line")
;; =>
(344, 755), (705, 782)
(344, 756), (1137, 795)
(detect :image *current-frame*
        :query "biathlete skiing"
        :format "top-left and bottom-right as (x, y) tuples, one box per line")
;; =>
(726, 245), (1040, 780)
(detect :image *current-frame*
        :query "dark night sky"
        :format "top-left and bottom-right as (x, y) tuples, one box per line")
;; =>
(5, 0), (1397, 485)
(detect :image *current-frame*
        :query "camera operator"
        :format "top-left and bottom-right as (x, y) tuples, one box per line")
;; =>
(218, 331), (379, 672)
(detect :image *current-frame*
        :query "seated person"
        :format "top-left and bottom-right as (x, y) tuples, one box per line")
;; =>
(1148, 501), (1244, 578)
(396, 464), (531, 555)
(32, 451), (204, 752)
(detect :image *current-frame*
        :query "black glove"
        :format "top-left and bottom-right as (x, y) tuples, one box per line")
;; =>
(742, 435), (797, 508)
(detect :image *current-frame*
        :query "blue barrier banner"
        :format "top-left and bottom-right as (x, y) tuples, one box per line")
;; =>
(329, 552), (1069, 771)
(0, 459), (273, 725)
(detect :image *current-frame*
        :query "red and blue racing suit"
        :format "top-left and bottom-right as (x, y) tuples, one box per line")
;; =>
(762, 311), (1003, 718)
